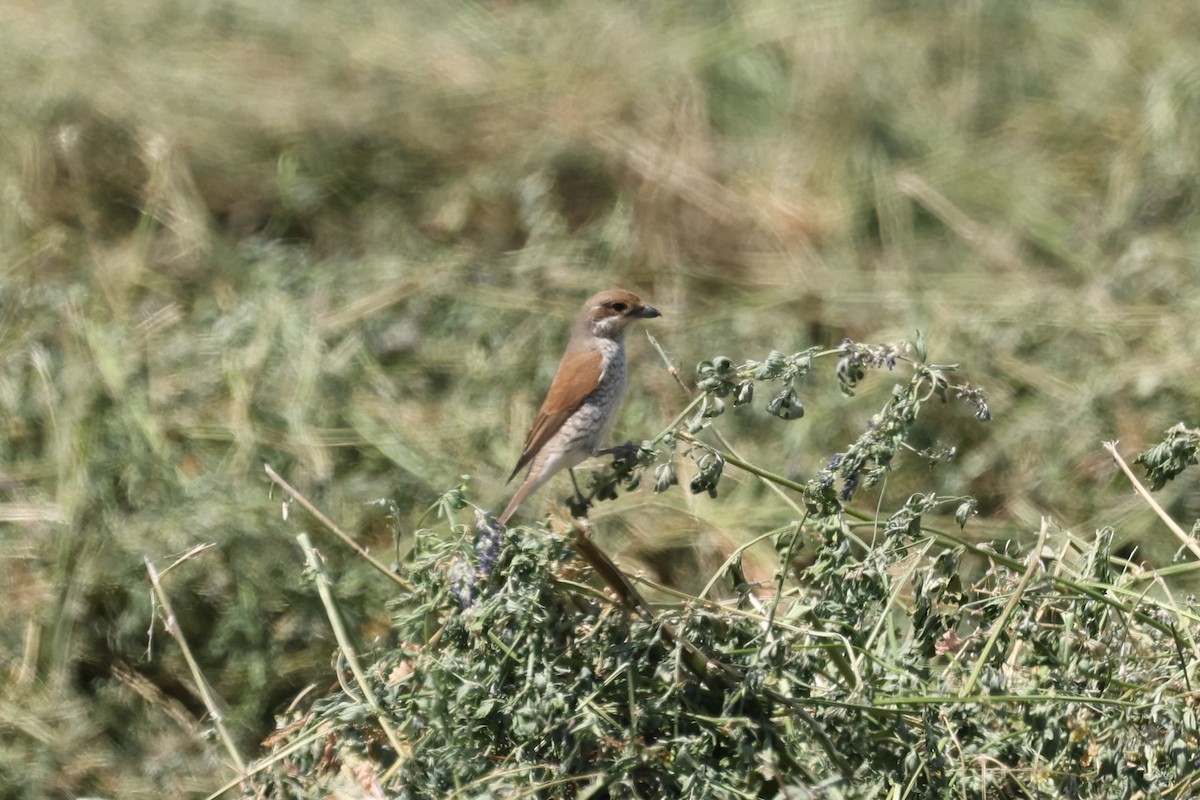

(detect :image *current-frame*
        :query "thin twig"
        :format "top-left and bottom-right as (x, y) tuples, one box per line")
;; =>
(144, 557), (248, 776)
(264, 463), (410, 589)
(674, 430), (807, 494)
(295, 533), (408, 781)
(202, 728), (329, 800)
(960, 518), (1050, 698)
(1004, 528), (1073, 680)
(1103, 440), (1200, 562)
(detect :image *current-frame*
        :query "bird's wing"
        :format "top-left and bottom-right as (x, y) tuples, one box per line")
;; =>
(507, 345), (603, 482)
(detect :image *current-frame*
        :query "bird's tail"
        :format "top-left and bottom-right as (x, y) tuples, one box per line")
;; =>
(498, 469), (539, 524)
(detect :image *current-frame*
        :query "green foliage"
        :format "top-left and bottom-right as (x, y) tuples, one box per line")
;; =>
(4, 0), (1200, 796)
(253, 344), (1200, 798)
(1136, 423), (1200, 491)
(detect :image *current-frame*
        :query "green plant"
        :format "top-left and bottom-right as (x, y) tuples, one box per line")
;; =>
(7, 2), (1200, 796)
(243, 336), (1198, 798)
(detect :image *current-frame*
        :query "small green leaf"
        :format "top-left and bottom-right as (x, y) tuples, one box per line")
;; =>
(913, 329), (928, 363)
(766, 387), (804, 420)
(955, 500), (976, 529)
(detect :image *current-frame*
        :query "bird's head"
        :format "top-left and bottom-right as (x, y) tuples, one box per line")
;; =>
(580, 289), (661, 340)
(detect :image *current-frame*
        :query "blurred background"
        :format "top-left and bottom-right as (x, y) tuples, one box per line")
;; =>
(2, 0), (1199, 795)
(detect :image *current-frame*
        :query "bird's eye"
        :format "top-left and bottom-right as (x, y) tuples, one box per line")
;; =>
(610, 302), (628, 313)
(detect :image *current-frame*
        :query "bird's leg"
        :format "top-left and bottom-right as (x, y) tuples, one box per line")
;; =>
(568, 468), (586, 501)
(566, 468), (592, 518)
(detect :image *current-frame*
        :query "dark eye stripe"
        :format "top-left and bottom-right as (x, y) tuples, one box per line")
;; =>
(610, 302), (628, 313)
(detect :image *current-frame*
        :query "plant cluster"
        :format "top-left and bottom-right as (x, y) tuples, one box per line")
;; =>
(6, 2), (1200, 796)
(249, 340), (1200, 798)
(1136, 423), (1200, 491)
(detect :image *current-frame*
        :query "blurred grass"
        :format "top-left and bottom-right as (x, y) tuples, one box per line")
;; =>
(2, 0), (1199, 795)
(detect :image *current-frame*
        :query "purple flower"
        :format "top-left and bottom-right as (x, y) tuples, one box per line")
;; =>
(840, 473), (860, 503)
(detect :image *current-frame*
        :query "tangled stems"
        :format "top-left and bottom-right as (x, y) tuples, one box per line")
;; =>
(588, 335), (992, 531)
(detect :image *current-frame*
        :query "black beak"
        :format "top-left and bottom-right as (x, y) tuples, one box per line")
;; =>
(635, 305), (661, 319)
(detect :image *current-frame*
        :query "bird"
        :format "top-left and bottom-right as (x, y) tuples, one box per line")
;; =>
(498, 289), (661, 525)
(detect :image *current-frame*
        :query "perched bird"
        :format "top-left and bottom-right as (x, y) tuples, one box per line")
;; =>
(499, 289), (661, 524)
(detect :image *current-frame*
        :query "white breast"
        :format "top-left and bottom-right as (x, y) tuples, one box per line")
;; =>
(585, 337), (627, 449)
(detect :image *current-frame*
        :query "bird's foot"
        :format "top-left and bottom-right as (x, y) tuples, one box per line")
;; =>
(567, 492), (593, 519)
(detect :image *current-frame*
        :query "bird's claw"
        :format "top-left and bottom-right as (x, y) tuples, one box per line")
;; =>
(567, 492), (593, 519)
